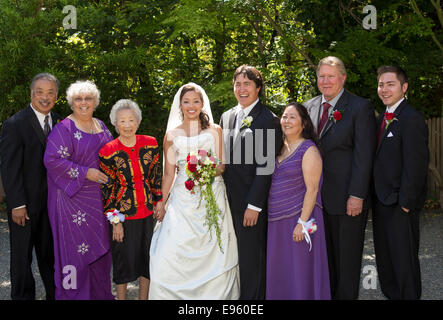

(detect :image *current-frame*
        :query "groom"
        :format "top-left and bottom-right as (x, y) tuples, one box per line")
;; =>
(220, 65), (282, 299)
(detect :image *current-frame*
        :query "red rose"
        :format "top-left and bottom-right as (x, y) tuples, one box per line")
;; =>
(188, 163), (197, 173)
(185, 179), (194, 190)
(385, 112), (395, 121)
(186, 154), (190, 162)
(333, 110), (342, 121)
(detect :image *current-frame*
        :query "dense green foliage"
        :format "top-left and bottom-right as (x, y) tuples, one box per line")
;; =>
(0, 0), (442, 145)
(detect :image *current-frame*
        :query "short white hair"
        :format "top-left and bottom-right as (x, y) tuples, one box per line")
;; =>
(110, 99), (142, 132)
(66, 80), (100, 110)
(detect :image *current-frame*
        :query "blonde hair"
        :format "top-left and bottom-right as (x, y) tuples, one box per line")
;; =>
(316, 56), (347, 76)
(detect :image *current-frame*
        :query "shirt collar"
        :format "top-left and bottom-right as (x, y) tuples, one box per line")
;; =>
(321, 88), (344, 108)
(30, 103), (51, 128)
(236, 98), (259, 117)
(385, 98), (405, 114)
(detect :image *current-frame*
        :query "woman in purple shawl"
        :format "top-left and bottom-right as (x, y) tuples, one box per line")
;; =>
(44, 80), (114, 300)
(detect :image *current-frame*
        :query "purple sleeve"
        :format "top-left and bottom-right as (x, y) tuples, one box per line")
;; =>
(44, 122), (89, 198)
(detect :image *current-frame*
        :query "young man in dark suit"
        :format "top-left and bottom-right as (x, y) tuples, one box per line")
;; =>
(373, 66), (429, 299)
(304, 56), (376, 299)
(0, 73), (61, 300)
(220, 65), (282, 299)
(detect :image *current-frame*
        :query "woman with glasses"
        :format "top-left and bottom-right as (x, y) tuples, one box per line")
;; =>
(44, 80), (115, 300)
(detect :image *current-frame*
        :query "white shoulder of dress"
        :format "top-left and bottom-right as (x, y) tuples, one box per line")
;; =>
(172, 132), (215, 142)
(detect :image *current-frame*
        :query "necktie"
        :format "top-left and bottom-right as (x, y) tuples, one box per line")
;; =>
(318, 102), (331, 135)
(44, 115), (51, 137)
(234, 109), (244, 140)
(377, 115), (387, 144)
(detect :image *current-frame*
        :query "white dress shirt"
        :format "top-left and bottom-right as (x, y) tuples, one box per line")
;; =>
(30, 103), (52, 131)
(385, 97), (404, 114)
(320, 88), (344, 118)
(236, 98), (259, 119)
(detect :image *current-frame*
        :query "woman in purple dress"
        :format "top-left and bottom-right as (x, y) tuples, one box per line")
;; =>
(44, 80), (114, 300)
(266, 102), (330, 300)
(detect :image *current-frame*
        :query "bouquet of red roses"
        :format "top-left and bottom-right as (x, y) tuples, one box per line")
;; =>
(184, 149), (223, 252)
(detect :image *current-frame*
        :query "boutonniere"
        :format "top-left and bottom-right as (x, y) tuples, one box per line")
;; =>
(241, 116), (253, 129)
(329, 109), (344, 123)
(384, 112), (398, 128)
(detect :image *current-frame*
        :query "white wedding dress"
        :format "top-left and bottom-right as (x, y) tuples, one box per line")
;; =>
(149, 132), (240, 300)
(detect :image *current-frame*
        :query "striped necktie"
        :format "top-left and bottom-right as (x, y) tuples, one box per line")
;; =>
(44, 115), (51, 137)
(318, 102), (331, 135)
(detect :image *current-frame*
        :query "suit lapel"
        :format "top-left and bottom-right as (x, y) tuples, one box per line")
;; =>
(225, 108), (237, 154)
(26, 105), (46, 146)
(51, 111), (60, 128)
(228, 108), (237, 130)
(233, 102), (263, 148)
(376, 100), (407, 154)
(308, 96), (322, 133)
(320, 90), (349, 139)
(375, 112), (385, 154)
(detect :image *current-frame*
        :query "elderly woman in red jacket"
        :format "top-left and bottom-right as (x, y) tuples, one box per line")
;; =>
(99, 99), (162, 300)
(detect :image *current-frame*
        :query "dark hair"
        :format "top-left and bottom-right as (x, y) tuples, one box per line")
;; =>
(30, 73), (60, 93)
(233, 65), (264, 96)
(179, 84), (210, 130)
(279, 102), (318, 155)
(377, 65), (408, 85)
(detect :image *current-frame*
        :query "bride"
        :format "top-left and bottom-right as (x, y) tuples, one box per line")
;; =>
(149, 83), (240, 299)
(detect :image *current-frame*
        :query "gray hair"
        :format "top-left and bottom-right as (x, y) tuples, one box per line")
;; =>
(66, 80), (100, 110)
(316, 56), (347, 76)
(30, 73), (60, 93)
(110, 99), (142, 132)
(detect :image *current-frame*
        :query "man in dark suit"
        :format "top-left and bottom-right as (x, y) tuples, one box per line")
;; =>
(304, 56), (376, 299)
(0, 73), (60, 300)
(373, 66), (428, 299)
(220, 65), (282, 299)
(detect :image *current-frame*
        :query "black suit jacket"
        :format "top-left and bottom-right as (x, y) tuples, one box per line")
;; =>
(220, 101), (282, 214)
(0, 105), (61, 215)
(305, 89), (376, 215)
(373, 99), (429, 211)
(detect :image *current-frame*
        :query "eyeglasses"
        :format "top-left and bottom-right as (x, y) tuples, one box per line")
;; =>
(33, 90), (56, 98)
(73, 96), (94, 103)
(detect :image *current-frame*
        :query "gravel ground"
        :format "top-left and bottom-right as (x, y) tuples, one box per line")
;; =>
(0, 209), (441, 300)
